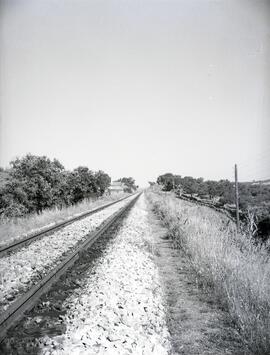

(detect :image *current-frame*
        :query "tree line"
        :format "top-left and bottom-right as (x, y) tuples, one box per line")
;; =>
(0, 154), (111, 218)
(116, 177), (138, 193)
(155, 173), (270, 211)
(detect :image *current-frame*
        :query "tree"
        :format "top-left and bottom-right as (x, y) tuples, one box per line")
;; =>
(117, 177), (137, 193)
(0, 154), (112, 218)
(95, 170), (111, 195)
(67, 167), (98, 204)
(8, 154), (65, 213)
(216, 179), (234, 204)
(181, 176), (199, 196)
(204, 180), (218, 199)
(157, 173), (175, 191)
(196, 178), (208, 196)
(173, 175), (182, 187)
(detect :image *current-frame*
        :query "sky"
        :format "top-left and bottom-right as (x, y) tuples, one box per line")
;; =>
(0, 0), (269, 187)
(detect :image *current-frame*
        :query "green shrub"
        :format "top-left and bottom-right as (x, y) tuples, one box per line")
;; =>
(0, 155), (111, 218)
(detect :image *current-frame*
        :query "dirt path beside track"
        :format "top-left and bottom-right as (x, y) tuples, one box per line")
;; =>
(146, 199), (248, 355)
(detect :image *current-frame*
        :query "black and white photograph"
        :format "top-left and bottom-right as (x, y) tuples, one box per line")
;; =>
(0, 0), (269, 354)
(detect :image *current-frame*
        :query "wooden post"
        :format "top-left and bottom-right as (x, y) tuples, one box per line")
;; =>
(235, 164), (240, 232)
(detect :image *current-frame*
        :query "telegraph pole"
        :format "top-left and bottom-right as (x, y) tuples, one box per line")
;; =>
(234, 164), (240, 232)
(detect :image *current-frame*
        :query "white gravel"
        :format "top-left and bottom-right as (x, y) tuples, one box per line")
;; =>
(40, 194), (171, 355)
(0, 195), (136, 311)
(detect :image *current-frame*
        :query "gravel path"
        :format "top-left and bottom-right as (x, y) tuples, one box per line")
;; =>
(0, 195), (135, 313)
(38, 194), (171, 354)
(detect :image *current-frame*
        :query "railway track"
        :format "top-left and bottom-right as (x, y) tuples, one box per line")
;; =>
(0, 192), (141, 343)
(0, 193), (135, 257)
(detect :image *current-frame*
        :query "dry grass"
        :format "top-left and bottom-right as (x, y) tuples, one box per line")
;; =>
(0, 192), (128, 246)
(146, 189), (270, 354)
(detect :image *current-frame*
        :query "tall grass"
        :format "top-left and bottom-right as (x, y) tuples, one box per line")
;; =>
(0, 192), (128, 246)
(147, 189), (270, 354)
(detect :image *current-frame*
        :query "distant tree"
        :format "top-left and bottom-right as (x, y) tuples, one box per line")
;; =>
(196, 178), (208, 196)
(217, 180), (234, 204)
(95, 170), (111, 195)
(181, 176), (199, 196)
(173, 175), (182, 187)
(67, 166), (98, 204)
(157, 173), (175, 191)
(204, 180), (218, 199)
(117, 177), (137, 193)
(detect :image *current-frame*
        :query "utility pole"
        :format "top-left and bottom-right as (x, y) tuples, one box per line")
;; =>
(234, 164), (240, 232)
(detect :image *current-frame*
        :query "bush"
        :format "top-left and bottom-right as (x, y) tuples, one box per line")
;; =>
(116, 177), (137, 193)
(0, 154), (112, 218)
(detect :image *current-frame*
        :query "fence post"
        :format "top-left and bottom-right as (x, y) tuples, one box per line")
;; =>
(235, 164), (240, 232)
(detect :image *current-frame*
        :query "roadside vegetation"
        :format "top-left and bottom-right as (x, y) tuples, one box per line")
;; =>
(156, 173), (270, 210)
(155, 173), (270, 241)
(0, 154), (112, 219)
(147, 188), (270, 354)
(116, 177), (138, 193)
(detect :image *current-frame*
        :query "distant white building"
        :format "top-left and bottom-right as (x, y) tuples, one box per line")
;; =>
(251, 179), (270, 186)
(108, 181), (128, 193)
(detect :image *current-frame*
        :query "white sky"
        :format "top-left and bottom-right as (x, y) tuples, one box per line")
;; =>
(0, 0), (270, 186)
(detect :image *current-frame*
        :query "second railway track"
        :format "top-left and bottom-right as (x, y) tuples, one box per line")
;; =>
(0, 192), (141, 343)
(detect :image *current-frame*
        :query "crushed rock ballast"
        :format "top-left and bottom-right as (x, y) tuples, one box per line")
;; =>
(39, 194), (172, 354)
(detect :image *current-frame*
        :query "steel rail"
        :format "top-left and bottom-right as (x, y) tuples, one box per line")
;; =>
(0, 192), (141, 343)
(0, 193), (136, 257)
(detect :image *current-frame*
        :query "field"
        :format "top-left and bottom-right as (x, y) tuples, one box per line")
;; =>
(146, 188), (270, 354)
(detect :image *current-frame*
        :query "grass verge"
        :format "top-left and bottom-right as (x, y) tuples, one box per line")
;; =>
(146, 189), (270, 354)
(0, 192), (128, 246)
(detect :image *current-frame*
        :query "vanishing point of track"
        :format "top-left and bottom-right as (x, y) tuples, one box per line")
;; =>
(0, 192), (141, 342)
